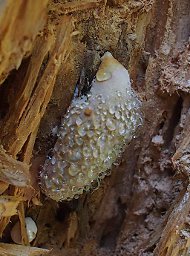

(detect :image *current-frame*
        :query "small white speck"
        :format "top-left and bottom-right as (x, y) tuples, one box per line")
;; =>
(152, 135), (164, 146)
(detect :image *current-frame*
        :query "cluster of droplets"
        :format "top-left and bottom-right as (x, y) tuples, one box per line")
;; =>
(40, 88), (142, 201)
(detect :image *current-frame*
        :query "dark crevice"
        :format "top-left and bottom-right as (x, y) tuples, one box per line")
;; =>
(56, 200), (79, 222)
(143, 244), (157, 254)
(135, 54), (150, 90)
(0, 57), (30, 121)
(99, 199), (126, 249)
(158, 120), (166, 130)
(163, 97), (183, 148)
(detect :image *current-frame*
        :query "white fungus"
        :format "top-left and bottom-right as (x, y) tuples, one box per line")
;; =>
(40, 52), (143, 201)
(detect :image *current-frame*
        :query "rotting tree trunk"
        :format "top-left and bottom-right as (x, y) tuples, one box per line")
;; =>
(0, 0), (190, 256)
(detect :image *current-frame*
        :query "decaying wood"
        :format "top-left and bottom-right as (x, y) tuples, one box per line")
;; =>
(0, 182), (9, 195)
(0, 16), (73, 159)
(172, 95), (190, 172)
(0, 1), (51, 244)
(18, 202), (30, 246)
(49, 0), (102, 15)
(0, 243), (49, 256)
(159, 43), (190, 95)
(0, 188), (37, 237)
(0, 147), (32, 237)
(0, 1), (74, 251)
(0, 0), (48, 84)
(154, 187), (190, 256)
(0, 196), (24, 218)
(0, 147), (30, 187)
(0, 0), (190, 255)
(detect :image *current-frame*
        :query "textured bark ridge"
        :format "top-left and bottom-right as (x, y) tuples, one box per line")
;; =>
(0, 0), (189, 255)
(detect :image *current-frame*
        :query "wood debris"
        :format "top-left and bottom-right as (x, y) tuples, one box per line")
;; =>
(0, 0), (48, 84)
(0, 147), (30, 187)
(50, 0), (101, 15)
(0, 0), (74, 251)
(0, 196), (24, 218)
(154, 188), (190, 256)
(18, 202), (29, 246)
(159, 43), (190, 95)
(0, 243), (49, 256)
(0, 182), (9, 195)
(0, 16), (73, 159)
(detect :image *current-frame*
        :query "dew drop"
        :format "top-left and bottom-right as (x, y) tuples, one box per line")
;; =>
(68, 164), (79, 176)
(52, 176), (61, 186)
(69, 149), (82, 162)
(77, 173), (85, 186)
(98, 134), (106, 151)
(115, 111), (120, 119)
(45, 179), (52, 189)
(88, 169), (97, 179)
(83, 147), (91, 158)
(59, 128), (67, 138)
(66, 118), (73, 127)
(101, 115), (106, 122)
(87, 130), (94, 138)
(96, 94), (103, 101)
(119, 123), (126, 135)
(106, 118), (116, 131)
(92, 148), (98, 158)
(98, 172), (106, 179)
(69, 138), (75, 147)
(109, 105), (115, 115)
(76, 117), (83, 126)
(75, 135), (83, 146)
(57, 160), (68, 171)
(78, 126), (86, 137)
(51, 157), (56, 165)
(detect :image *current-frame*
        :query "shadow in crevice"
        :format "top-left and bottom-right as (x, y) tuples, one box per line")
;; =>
(0, 57), (31, 121)
(163, 97), (183, 148)
(99, 199), (126, 250)
(56, 200), (79, 222)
